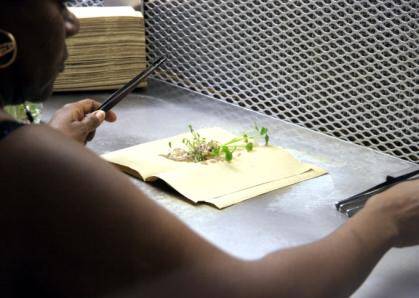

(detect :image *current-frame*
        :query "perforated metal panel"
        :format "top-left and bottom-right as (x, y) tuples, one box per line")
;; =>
(67, 0), (103, 7)
(145, 0), (418, 163)
(66, 0), (418, 162)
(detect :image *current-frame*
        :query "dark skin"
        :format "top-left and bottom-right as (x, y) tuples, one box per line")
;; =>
(0, 0), (73, 103)
(1, 1), (419, 297)
(0, 0), (116, 143)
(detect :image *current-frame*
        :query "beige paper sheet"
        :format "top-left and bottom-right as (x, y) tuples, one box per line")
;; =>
(102, 128), (327, 208)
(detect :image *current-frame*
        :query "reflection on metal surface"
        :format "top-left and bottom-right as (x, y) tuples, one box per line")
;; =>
(145, 0), (418, 163)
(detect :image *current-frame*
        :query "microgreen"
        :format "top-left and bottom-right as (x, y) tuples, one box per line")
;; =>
(166, 125), (270, 163)
(245, 142), (254, 152)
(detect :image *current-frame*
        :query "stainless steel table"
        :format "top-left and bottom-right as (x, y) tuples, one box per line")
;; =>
(46, 79), (419, 298)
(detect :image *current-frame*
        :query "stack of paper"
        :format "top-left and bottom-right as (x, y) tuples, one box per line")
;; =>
(54, 6), (146, 91)
(102, 128), (327, 208)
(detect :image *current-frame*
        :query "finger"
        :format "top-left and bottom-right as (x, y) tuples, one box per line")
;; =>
(77, 99), (117, 123)
(76, 99), (101, 114)
(86, 130), (96, 143)
(105, 110), (117, 122)
(81, 110), (106, 132)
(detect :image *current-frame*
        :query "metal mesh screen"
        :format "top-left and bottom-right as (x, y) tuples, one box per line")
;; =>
(145, 0), (418, 163)
(67, 0), (104, 7)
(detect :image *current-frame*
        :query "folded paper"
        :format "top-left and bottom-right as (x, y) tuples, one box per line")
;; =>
(102, 128), (327, 208)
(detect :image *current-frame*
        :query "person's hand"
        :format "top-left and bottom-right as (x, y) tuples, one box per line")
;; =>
(363, 179), (419, 248)
(48, 99), (117, 144)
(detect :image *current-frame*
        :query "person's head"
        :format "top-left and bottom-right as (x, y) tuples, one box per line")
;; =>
(0, 0), (79, 106)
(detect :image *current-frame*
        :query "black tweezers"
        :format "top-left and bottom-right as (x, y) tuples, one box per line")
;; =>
(335, 168), (419, 217)
(99, 56), (167, 112)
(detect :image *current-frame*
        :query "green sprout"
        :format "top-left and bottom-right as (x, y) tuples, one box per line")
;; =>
(166, 125), (270, 163)
(245, 142), (254, 152)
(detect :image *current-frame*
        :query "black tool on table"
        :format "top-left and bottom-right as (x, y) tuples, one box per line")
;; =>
(335, 168), (419, 217)
(98, 56), (167, 112)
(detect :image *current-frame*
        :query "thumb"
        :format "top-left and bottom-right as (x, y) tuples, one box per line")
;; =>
(82, 110), (106, 131)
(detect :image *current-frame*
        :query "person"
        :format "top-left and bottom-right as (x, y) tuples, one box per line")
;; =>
(0, 1), (418, 297)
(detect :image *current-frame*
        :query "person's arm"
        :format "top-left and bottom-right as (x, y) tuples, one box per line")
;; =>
(1, 124), (418, 298)
(245, 205), (396, 298)
(48, 98), (117, 144)
(138, 183), (414, 298)
(250, 180), (419, 298)
(1, 124), (234, 297)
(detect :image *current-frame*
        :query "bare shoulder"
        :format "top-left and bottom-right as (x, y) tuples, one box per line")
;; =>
(1, 124), (102, 166)
(0, 124), (126, 188)
(0, 123), (154, 217)
(0, 124), (174, 294)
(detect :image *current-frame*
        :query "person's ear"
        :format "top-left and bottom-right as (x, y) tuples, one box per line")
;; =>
(0, 29), (17, 69)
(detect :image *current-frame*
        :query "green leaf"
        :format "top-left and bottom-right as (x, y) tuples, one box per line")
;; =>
(224, 150), (233, 161)
(221, 146), (233, 162)
(168, 142), (172, 148)
(260, 127), (268, 135)
(245, 142), (254, 152)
